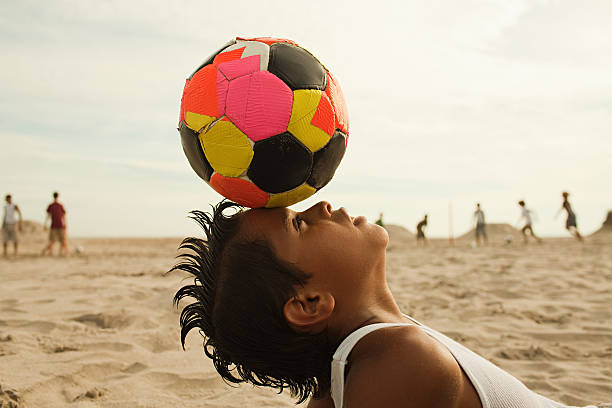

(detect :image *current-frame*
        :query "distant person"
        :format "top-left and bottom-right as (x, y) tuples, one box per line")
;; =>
(2, 194), (23, 257)
(516, 200), (541, 244)
(473, 203), (487, 246)
(416, 214), (428, 246)
(556, 191), (583, 242)
(42, 192), (69, 257)
(374, 212), (385, 228)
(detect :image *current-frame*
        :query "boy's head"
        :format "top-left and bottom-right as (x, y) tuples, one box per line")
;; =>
(562, 191), (569, 198)
(518, 200), (525, 207)
(5, 194), (11, 203)
(172, 200), (388, 402)
(53, 191), (59, 199)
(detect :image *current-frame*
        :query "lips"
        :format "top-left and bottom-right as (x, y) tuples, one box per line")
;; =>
(337, 207), (365, 226)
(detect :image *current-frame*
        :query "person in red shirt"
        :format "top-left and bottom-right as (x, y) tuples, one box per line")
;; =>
(42, 191), (69, 256)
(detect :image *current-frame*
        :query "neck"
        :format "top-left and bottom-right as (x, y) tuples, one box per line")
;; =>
(328, 282), (404, 346)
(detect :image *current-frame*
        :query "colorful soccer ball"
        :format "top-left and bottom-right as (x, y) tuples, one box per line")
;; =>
(178, 37), (349, 208)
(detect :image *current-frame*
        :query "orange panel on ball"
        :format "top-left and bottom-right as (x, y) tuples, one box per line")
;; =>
(179, 78), (189, 123)
(325, 71), (349, 135)
(213, 47), (246, 65)
(183, 65), (219, 117)
(236, 37), (298, 46)
(310, 92), (335, 137)
(209, 174), (269, 208)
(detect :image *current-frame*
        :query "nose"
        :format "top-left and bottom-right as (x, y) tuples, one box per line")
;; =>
(318, 201), (332, 216)
(300, 201), (332, 222)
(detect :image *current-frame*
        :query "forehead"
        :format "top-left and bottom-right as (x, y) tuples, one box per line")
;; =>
(239, 207), (291, 251)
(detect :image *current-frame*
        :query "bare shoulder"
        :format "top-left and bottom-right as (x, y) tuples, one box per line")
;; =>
(307, 392), (334, 408)
(343, 325), (469, 408)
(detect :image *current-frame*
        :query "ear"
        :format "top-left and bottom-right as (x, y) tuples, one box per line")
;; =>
(283, 290), (335, 332)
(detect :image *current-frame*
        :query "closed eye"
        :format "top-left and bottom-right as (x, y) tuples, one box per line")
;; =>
(294, 214), (303, 231)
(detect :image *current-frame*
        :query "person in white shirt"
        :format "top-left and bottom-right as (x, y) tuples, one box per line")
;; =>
(516, 200), (541, 244)
(2, 194), (23, 257)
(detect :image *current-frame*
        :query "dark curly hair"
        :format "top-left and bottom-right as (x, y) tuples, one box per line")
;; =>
(171, 201), (333, 403)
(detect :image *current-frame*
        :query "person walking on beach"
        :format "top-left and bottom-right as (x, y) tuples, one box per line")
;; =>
(556, 191), (583, 242)
(42, 192), (69, 257)
(516, 200), (541, 244)
(416, 214), (428, 246)
(473, 203), (487, 246)
(2, 194), (23, 257)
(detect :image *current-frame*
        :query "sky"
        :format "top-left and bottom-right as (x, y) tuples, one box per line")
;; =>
(1, 0), (611, 238)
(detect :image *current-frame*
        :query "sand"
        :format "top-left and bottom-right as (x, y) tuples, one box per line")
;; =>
(0, 229), (611, 407)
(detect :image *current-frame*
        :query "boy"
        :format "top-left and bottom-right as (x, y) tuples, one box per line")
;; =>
(415, 214), (428, 246)
(556, 192), (583, 241)
(473, 203), (487, 246)
(516, 200), (541, 244)
(2, 194), (23, 257)
(173, 201), (605, 408)
(41, 191), (69, 257)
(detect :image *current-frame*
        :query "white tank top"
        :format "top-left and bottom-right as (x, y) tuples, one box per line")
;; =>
(3, 203), (18, 224)
(330, 316), (599, 408)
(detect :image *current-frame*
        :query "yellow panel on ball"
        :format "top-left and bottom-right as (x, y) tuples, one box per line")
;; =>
(185, 111), (216, 132)
(265, 183), (316, 208)
(201, 120), (254, 177)
(288, 90), (331, 152)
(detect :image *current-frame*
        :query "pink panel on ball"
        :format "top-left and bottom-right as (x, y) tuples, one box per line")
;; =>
(225, 71), (293, 142)
(216, 71), (229, 116)
(217, 55), (261, 81)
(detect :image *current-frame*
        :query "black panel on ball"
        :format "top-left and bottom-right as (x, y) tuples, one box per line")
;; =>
(188, 39), (237, 80)
(308, 131), (346, 189)
(248, 132), (313, 194)
(179, 121), (213, 182)
(268, 43), (327, 90)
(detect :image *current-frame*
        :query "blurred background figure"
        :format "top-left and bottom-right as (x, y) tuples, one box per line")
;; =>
(416, 214), (428, 247)
(556, 191), (583, 242)
(2, 194), (23, 257)
(375, 212), (385, 228)
(516, 200), (541, 244)
(42, 191), (69, 257)
(473, 202), (488, 246)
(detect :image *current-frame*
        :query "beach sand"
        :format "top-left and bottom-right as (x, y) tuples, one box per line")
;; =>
(1, 230), (610, 407)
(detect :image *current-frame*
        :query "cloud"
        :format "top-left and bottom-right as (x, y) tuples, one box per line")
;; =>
(1, 0), (610, 237)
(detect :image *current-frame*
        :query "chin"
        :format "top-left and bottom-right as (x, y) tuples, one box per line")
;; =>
(372, 223), (389, 248)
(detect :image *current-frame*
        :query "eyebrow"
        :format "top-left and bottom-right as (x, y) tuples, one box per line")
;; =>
(283, 211), (291, 233)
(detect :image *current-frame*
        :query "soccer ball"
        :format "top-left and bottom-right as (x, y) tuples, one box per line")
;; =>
(178, 37), (349, 208)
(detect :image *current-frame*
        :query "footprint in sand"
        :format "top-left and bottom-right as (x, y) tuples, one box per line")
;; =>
(72, 312), (130, 329)
(0, 384), (21, 408)
(121, 362), (148, 374)
(73, 387), (105, 402)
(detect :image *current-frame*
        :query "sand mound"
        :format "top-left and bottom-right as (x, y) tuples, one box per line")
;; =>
(385, 224), (414, 247)
(457, 223), (521, 241)
(592, 210), (612, 236)
(11, 220), (45, 235)
(604, 210), (612, 227)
